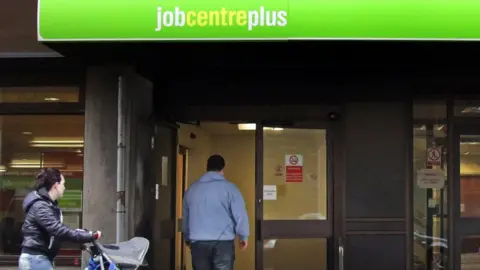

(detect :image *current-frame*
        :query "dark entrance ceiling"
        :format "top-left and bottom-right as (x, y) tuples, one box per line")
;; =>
(43, 41), (480, 71)
(38, 41), (480, 106)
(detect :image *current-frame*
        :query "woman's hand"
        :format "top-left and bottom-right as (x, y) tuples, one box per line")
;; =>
(92, 231), (101, 240)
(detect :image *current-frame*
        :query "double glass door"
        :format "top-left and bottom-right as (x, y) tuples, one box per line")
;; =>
(255, 121), (341, 270)
(165, 120), (342, 270)
(455, 125), (480, 270)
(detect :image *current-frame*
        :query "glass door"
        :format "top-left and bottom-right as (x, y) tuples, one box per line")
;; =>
(153, 122), (178, 270)
(256, 121), (339, 270)
(455, 124), (480, 270)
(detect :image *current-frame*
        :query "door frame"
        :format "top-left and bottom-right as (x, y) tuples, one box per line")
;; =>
(452, 122), (480, 269)
(254, 119), (344, 270)
(153, 121), (179, 270)
(177, 145), (188, 270)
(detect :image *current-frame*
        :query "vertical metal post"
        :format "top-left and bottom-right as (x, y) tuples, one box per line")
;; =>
(116, 75), (126, 243)
(255, 121), (264, 270)
(447, 97), (455, 270)
(425, 124), (434, 270)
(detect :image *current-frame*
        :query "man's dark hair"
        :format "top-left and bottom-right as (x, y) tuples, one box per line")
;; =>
(207, 155), (225, 172)
(34, 168), (62, 191)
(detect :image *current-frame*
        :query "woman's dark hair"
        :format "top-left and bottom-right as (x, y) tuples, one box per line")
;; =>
(34, 168), (62, 191)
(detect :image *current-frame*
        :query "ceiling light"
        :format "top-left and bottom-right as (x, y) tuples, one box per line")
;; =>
(44, 97), (59, 101)
(237, 123), (283, 131)
(9, 164), (60, 169)
(238, 123), (256, 130)
(9, 162), (64, 168)
(30, 140), (84, 144)
(29, 138), (84, 148)
(22, 131), (32, 135)
(462, 106), (480, 114)
(460, 141), (480, 145)
(30, 143), (84, 148)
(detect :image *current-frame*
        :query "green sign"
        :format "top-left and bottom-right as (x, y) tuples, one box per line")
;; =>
(37, 0), (480, 41)
(0, 176), (83, 190)
(59, 190), (83, 211)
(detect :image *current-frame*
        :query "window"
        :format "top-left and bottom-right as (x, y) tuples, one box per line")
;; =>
(0, 115), (84, 256)
(413, 102), (448, 270)
(0, 86), (79, 103)
(263, 128), (327, 220)
(455, 100), (480, 117)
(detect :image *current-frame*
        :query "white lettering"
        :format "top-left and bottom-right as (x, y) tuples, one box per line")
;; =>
(247, 10), (259, 31)
(155, 7), (163, 31)
(266, 11), (277, 26)
(175, 7), (186, 26)
(259, 6), (265, 26)
(163, 11), (174, 27)
(277, 11), (288, 26)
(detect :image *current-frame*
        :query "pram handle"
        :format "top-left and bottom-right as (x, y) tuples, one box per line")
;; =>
(79, 228), (101, 254)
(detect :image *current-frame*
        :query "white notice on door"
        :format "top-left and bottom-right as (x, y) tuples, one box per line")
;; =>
(161, 156), (168, 186)
(263, 185), (277, 200)
(417, 168), (445, 189)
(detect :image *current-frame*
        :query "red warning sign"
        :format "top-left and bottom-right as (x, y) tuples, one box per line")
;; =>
(286, 166), (303, 182)
(285, 154), (303, 183)
(427, 147), (442, 166)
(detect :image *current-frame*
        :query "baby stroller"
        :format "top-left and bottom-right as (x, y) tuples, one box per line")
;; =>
(83, 237), (149, 270)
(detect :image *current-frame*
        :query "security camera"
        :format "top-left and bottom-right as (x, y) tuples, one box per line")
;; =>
(328, 112), (340, 121)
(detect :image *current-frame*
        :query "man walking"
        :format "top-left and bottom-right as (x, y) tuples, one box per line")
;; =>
(182, 154), (249, 270)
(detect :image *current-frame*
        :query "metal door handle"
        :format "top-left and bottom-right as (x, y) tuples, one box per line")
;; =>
(338, 238), (344, 270)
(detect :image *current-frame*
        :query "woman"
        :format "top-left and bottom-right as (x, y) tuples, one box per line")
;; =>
(19, 168), (101, 270)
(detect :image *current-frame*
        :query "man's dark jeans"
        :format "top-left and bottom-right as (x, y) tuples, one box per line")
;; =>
(190, 240), (235, 270)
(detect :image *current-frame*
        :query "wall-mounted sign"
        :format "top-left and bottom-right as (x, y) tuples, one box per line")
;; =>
(37, 0), (480, 42)
(427, 147), (442, 166)
(285, 154), (303, 183)
(417, 168), (445, 189)
(263, 185), (277, 200)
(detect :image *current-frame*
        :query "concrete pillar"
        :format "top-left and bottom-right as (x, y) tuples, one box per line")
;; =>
(82, 65), (154, 266)
(83, 66), (119, 244)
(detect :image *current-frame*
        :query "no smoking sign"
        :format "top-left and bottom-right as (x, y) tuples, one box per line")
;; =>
(289, 155), (299, 165)
(285, 154), (304, 183)
(286, 154), (303, 166)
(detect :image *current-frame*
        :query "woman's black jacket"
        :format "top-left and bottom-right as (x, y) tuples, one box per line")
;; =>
(21, 187), (94, 261)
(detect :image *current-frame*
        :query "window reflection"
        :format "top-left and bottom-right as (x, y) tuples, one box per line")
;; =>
(461, 236), (480, 269)
(0, 87), (79, 103)
(460, 135), (480, 217)
(413, 102), (448, 270)
(0, 115), (84, 258)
